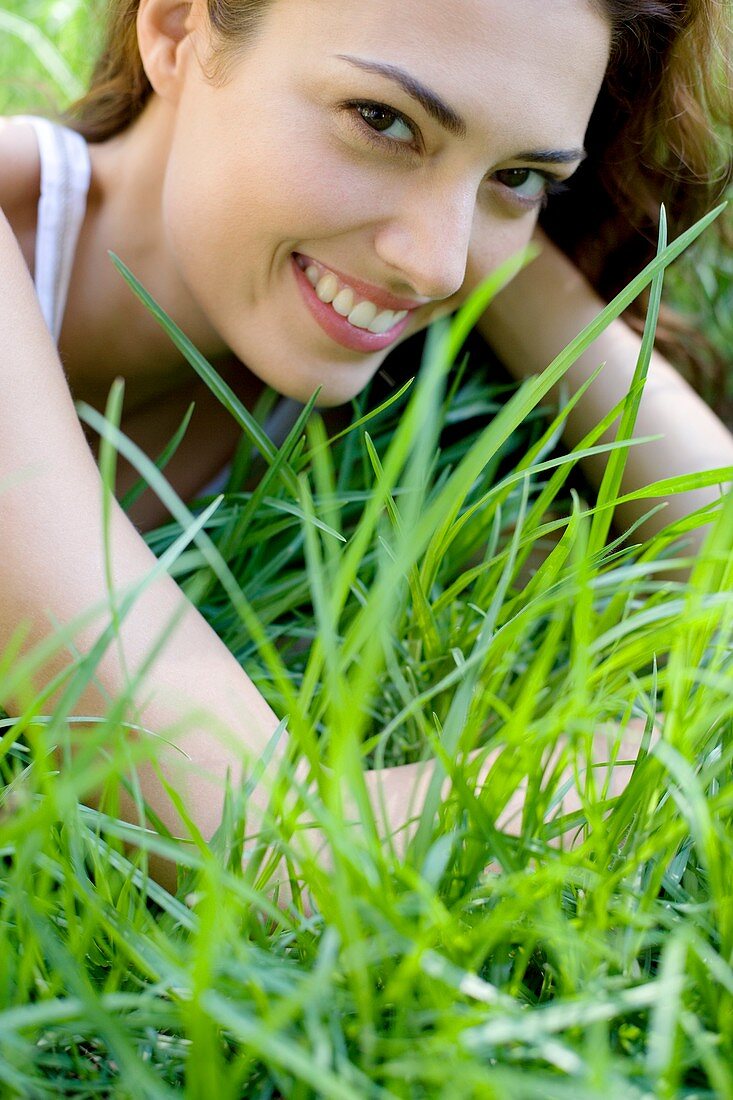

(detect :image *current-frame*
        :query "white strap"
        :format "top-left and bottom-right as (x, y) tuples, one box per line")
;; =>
(12, 116), (91, 342)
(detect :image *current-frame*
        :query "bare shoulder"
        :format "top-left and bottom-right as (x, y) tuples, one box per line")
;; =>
(0, 118), (41, 272)
(0, 117), (41, 217)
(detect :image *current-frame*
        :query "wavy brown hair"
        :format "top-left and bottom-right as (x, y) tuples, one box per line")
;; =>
(65, 0), (732, 390)
(543, 0), (732, 402)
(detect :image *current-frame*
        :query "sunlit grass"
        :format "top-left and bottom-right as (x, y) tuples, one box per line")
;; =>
(1, 3), (733, 1095)
(0, 204), (731, 1095)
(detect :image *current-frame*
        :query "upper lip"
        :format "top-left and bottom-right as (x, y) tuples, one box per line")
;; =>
(294, 253), (428, 314)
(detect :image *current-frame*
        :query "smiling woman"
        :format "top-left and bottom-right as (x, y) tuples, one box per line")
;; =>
(0, 0), (731, 891)
(48, 0), (611, 409)
(67, 0), (732, 371)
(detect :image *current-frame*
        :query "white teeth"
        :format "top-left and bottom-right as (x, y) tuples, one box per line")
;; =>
(316, 273), (339, 303)
(371, 310), (407, 334)
(332, 288), (355, 317)
(368, 310), (398, 334)
(302, 257), (411, 335)
(348, 301), (379, 329)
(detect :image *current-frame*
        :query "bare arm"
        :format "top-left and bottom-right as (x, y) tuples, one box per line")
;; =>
(0, 208), (281, 847)
(477, 229), (733, 541)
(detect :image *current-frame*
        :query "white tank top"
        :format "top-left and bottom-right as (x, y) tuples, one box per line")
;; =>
(12, 115), (91, 343)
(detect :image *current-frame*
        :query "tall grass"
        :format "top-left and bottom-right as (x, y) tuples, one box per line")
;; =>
(0, 199), (732, 1095)
(2, 3), (733, 1094)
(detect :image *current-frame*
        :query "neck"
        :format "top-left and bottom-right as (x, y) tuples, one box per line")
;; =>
(85, 97), (229, 366)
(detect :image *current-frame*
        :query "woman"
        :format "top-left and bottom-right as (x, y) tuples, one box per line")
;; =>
(0, 0), (731, 885)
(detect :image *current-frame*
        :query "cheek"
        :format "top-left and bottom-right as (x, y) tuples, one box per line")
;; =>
(256, 130), (409, 242)
(165, 130), (393, 274)
(462, 213), (539, 300)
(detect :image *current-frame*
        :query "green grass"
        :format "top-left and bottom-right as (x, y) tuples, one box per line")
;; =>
(2, 5), (733, 1097)
(0, 0), (101, 112)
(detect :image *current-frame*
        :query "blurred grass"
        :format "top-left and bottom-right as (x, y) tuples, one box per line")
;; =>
(0, 0), (102, 111)
(1, 3), (733, 1098)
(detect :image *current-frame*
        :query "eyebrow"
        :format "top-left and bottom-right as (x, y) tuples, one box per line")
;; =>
(335, 54), (587, 166)
(336, 54), (467, 137)
(513, 148), (587, 166)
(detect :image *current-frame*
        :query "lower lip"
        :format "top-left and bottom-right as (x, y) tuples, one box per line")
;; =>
(291, 255), (412, 354)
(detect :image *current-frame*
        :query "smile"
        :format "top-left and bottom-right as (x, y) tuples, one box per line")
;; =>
(291, 253), (415, 354)
(296, 254), (409, 332)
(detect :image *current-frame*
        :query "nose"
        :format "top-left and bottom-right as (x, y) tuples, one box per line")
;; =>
(373, 182), (476, 303)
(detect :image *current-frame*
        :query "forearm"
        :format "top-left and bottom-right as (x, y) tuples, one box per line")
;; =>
(282, 721), (646, 911)
(0, 210), (280, 863)
(2, 472), (284, 849)
(477, 232), (733, 540)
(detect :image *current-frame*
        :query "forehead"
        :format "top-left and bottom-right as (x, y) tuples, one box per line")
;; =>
(260, 0), (612, 151)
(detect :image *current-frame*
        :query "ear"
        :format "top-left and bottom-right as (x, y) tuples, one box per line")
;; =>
(137, 0), (203, 101)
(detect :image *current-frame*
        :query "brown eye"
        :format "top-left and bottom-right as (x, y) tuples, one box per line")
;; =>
(495, 168), (532, 188)
(492, 167), (548, 202)
(354, 103), (415, 143)
(358, 105), (399, 132)
(493, 168), (534, 190)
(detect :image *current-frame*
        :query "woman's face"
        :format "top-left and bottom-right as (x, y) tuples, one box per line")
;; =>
(163, 0), (612, 405)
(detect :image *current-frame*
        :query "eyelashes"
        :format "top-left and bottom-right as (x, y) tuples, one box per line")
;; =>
(344, 100), (421, 154)
(341, 99), (570, 210)
(491, 167), (565, 208)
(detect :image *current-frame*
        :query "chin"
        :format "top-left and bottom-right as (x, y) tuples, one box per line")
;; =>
(249, 356), (381, 410)
(288, 378), (372, 409)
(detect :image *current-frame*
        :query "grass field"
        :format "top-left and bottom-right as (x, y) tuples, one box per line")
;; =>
(1, 4), (733, 1097)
